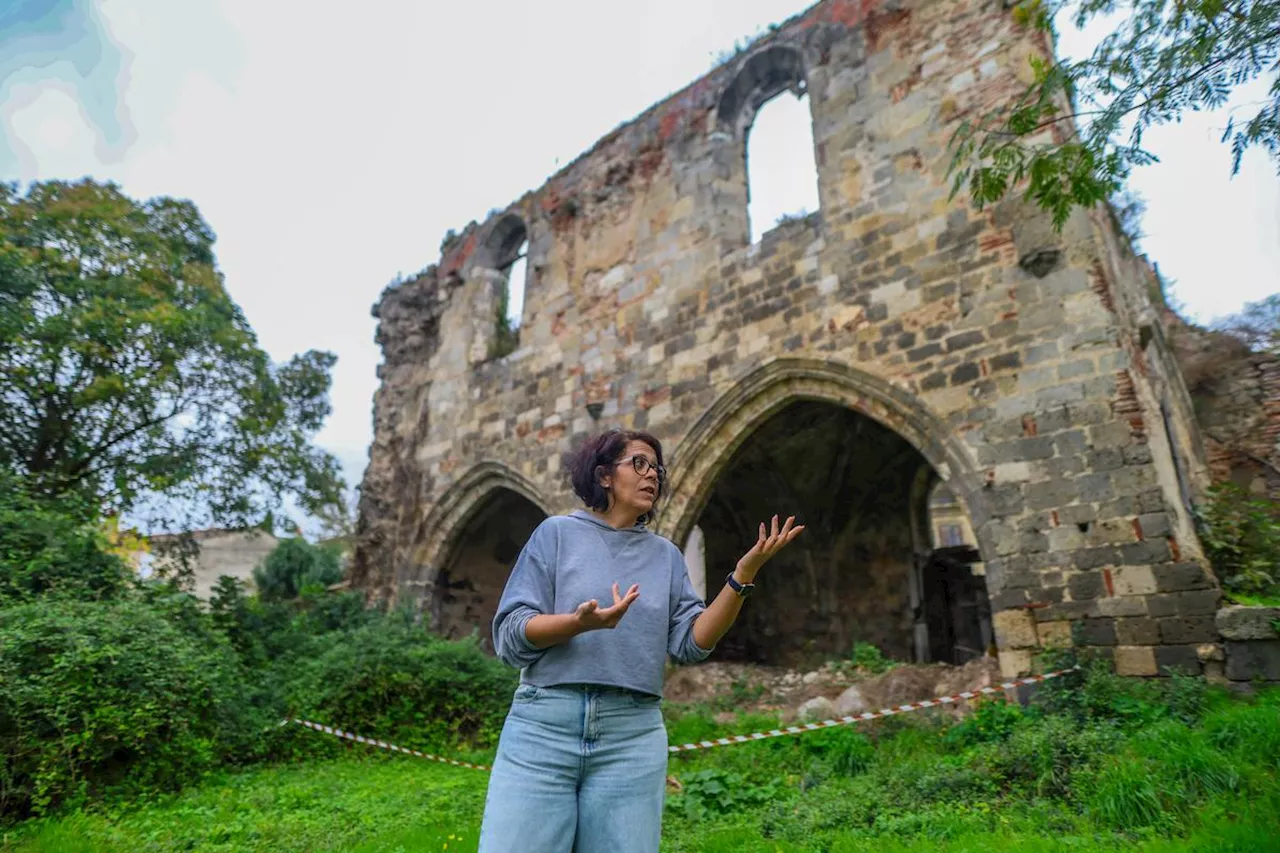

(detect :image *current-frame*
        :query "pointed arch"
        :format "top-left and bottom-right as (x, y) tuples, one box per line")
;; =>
(419, 461), (550, 576)
(657, 358), (986, 557)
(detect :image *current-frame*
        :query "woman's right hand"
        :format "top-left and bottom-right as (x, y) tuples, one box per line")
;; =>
(574, 582), (639, 630)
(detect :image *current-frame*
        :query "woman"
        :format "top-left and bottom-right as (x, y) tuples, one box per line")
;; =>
(478, 429), (804, 852)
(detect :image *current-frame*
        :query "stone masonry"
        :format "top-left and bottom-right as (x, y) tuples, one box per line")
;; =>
(352, 0), (1224, 679)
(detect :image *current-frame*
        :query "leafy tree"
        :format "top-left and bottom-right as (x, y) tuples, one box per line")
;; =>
(950, 0), (1280, 226)
(0, 179), (344, 529)
(0, 468), (129, 603)
(252, 536), (344, 602)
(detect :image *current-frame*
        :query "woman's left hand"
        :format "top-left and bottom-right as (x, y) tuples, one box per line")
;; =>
(735, 514), (805, 582)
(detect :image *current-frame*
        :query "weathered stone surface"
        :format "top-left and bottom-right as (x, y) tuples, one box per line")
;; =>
(1114, 646), (1158, 677)
(351, 0), (1221, 670)
(1224, 640), (1280, 682)
(835, 685), (867, 716)
(797, 696), (838, 723)
(1216, 605), (1280, 641)
(993, 608), (1038, 649)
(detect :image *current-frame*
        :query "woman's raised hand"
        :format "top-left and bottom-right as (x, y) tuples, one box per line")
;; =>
(735, 515), (805, 581)
(574, 582), (640, 631)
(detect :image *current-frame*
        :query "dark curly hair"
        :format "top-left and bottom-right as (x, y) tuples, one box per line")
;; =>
(565, 430), (665, 522)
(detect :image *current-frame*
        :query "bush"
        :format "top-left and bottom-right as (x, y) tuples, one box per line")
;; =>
(1195, 483), (1280, 603)
(0, 597), (258, 820)
(800, 726), (876, 776)
(281, 614), (517, 751)
(0, 472), (129, 604)
(252, 537), (344, 602)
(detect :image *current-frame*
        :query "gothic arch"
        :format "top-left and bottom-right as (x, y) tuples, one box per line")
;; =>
(716, 43), (810, 137)
(418, 461), (551, 578)
(657, 358), (986, 555)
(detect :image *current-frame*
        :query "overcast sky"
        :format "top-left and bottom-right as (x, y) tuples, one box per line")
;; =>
(3, 0), (1277, 520)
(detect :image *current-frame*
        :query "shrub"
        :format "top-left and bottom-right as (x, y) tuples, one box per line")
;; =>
(984, 715), (1119, 798)
(281, 614), (517, 751)
(0, 597), (257, 820)
(799, 726), (875, 776)
(942, 697), (1027, 749)
(850, 641), (896, 674)
(1195, 483), (1280, 602)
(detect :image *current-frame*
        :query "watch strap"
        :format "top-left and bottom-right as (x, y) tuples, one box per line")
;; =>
(725, 572), (755, 598)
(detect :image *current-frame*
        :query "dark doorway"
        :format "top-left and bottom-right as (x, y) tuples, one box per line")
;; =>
(433, 489), (545, 649)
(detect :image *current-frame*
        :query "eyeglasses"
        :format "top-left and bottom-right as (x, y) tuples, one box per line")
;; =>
(616, 455), (665, 481)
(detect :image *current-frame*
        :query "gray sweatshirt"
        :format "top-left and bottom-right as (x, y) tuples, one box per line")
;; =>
(491, 510), (713, 697)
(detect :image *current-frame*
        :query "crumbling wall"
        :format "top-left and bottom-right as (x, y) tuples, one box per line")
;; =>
(354, 0), (1221, 677)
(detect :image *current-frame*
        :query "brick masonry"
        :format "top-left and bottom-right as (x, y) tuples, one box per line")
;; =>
(351, 0), (1225, 676)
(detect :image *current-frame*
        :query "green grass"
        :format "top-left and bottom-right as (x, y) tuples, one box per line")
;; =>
(4, 688), (1279, 853)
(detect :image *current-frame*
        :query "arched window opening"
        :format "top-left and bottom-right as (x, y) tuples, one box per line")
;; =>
(484, 216), (528, 359)
(746, 90), (819, 244)
(501, 238), (528, 335)
(928, 482), (975, 549)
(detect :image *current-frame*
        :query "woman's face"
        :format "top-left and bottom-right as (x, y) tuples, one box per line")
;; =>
(602, 439), (663, 518)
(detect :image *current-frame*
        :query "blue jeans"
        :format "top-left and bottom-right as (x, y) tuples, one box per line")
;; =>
(478, 683), (668, 852)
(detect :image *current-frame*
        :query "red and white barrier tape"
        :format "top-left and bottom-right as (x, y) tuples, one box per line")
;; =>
(285, 665), (1079, 770)
(666, 665), (1079, 754)
(283, 719), (492, 771)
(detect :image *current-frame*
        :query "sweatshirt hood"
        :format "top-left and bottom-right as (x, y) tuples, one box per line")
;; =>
(569, 509), (649, 533)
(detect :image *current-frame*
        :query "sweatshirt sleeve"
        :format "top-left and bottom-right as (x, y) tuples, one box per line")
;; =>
(667, 546), (713, 664)
(491, 520), (557, 670)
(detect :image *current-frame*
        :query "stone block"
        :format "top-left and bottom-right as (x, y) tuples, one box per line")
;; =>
(1153, 562), (1215, 592)
(1224, 640), (1280, 682)
(1115, 616), (1161, 644)
(1038, 620), (1074, 647)
(1177, 590), (1222, 616)
(1196, 643), (1225, 662)
(1097, 595), (1149, 618)
(1114, 646), (1158, 677)
(1158, 616), (1218, 645)
(1111, 565), (1157, 596)
(1155, 645), (1202, 676)
(993, 608), (1039, 649)
(999, 649), (1034, 679)
(1216, 605), (1280, 640)
(1076, 617), (1117, 646)
(1135, 512), (1171, 539)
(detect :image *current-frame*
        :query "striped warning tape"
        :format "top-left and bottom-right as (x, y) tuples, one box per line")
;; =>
(283, 719), (491, 771)
(666, 665), (1079, 753)
(285, 665), (1079, 770)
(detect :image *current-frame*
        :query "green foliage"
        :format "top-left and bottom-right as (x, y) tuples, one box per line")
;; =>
(0, 471), (128, 604)
(491, 288), (518, 359)
(830, 640), (899, 677)
(0, 597), (258, 820)
(281, 615), (516, 752)
(943, 697), (1027, 748)
(851, 641), (897, 674)
(1195, 482), (1280, 601)
(252, 537), (344, 602)
(668, 767), (781, 821)
(798, 726), (876, 776)
(5, 684), (1280, 850)
(948, 0), (1280, 227)
(0, 178), (344, 530)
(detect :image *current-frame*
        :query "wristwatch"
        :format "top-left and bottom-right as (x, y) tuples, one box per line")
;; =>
(725, 572), (755, 598)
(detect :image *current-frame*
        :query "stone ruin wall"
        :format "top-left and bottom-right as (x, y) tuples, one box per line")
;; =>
(353, 0), (1228, 679)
